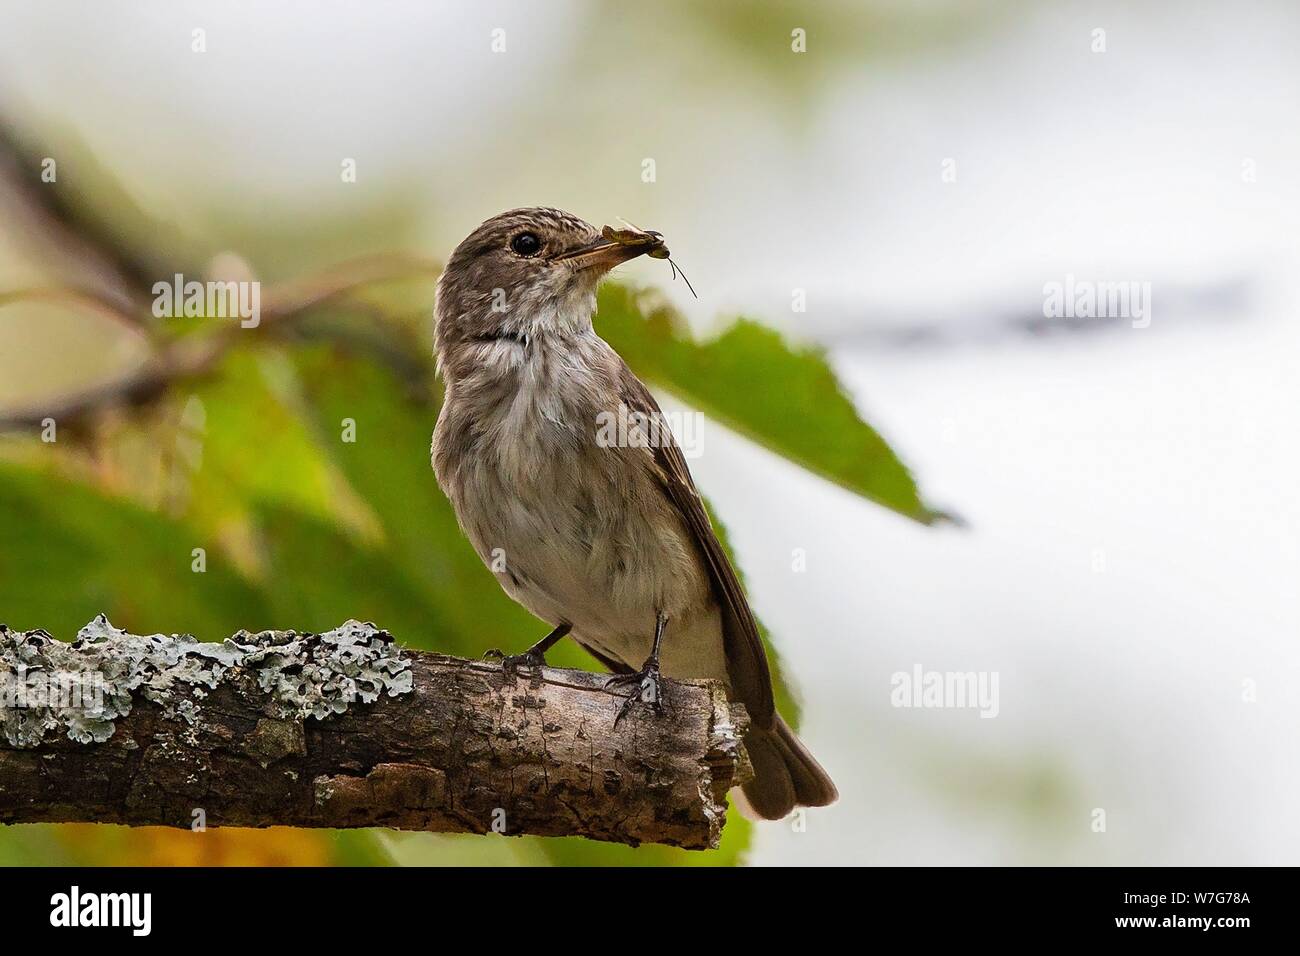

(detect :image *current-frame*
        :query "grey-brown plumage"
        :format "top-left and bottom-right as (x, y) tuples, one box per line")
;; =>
(431, 207), (836, 819)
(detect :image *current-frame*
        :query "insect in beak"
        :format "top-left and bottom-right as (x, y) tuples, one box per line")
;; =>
(591, 219), (698, 298)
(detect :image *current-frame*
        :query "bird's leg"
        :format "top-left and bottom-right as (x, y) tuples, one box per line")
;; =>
(610, 613), (668, 725)
(485, 622), (571, 678)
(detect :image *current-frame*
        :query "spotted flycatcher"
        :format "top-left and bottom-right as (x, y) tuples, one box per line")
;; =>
(431, 207), (836, 819)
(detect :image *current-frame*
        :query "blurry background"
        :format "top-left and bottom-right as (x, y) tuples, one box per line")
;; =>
(0, 0), (1296, 865)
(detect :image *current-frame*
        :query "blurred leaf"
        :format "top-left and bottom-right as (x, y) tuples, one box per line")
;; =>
(181, 348), (384, 564)
(254, 503), (461, 654)
(0, 464), (392, 867)
(52, 825), (336, 867)
(0, 464), (269, 638)
(0, 825), (78, 866)
(185, 351), (357, 526)
(597, 284), (938, 523)
(322, 830), (397, 866)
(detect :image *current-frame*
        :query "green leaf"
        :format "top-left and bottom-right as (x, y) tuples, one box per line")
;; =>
(0, 463), (394, 867)
(0, 464), (269, 639)
(596, 284), (940, 523)
(0, 825), (77, 866)
(180, 348), (383, 550)
(253, 503), (462, 655)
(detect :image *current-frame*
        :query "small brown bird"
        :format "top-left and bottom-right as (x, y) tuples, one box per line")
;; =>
(431, 207), (836, 819)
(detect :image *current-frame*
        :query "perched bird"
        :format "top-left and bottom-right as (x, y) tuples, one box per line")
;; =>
(431, 207), (837, 819)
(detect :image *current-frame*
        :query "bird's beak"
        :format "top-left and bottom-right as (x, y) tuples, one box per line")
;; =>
(551, 238), (656, 274)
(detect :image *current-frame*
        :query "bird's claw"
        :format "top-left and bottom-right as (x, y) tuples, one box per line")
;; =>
(485, 647), (547, 679)
(609, 664), (665, 726)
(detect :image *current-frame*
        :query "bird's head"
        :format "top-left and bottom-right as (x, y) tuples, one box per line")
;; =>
(434, 207), (660, 358)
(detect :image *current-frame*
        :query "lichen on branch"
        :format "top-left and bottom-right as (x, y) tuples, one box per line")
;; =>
(0, 616), (413, 748)
(0, 616), (747, 849)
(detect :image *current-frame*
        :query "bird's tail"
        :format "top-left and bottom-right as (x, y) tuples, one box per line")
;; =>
(736, 715), (838, 821)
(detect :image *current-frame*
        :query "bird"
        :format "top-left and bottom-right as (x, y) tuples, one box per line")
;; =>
(431, 207), (837, 819)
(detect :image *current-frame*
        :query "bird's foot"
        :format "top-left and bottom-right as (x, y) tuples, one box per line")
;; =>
(483, 647), (547, 679)
(608, 662), (666, 726)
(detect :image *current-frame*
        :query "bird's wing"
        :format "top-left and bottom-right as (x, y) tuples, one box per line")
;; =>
(616, 363), (776, 728)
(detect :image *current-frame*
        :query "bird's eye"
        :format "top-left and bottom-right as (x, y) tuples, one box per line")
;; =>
(510, 232), (542, 257)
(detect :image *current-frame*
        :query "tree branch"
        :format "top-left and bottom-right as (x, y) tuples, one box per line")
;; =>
(0, 617), (749, 850)
(0, 255), (442, 432)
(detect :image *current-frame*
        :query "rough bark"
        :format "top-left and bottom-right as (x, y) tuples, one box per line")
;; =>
(0, 617), (750, 850)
